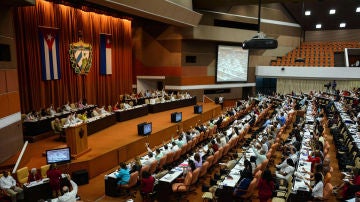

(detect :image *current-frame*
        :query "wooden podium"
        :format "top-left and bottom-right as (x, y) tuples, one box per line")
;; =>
(65, 123), (91, 158)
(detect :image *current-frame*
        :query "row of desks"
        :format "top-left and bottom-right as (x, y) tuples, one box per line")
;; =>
(23, 97), (197, 137)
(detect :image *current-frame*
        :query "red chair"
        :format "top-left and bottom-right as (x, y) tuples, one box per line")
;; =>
(157, 155), (167, 171)
(199, 161), (209, 179)
(173, 149), (182, 162)
(148, 160), (158, 175)
(206, 155), (214, 168)
(165, 152), (175, 166)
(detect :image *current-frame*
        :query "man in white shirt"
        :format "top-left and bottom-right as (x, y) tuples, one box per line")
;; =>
(142, 152), (156, 166)
(0, 171), (24, 202)
(170, 142), (179, 152)
(275, 159), (295, 180)
(145, 143), (163, 161)
(56, 174), (78, 202)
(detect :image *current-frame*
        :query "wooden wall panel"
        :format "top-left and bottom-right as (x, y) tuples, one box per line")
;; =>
(0, 121), (23, 163)
(305, 29), (360, 42)
(182, 66), (207, 77)
(0, 94), (8, 118)
(182, 115), (201, 131)
(201, 107), (218, 123)
(5, 70), (18, 92)
(88, 150), (118, 178)
(7, 92), (20, 115)
(123, 140), (145, 161)
(117, 146), (130, 163)
(180, 76), (215, 85)
(0, 70), (6, 94)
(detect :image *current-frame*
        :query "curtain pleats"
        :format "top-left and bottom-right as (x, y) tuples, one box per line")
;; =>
(276, 79), (360, 94)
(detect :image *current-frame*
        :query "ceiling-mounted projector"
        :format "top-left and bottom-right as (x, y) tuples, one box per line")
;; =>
(242, 38), (278, 49)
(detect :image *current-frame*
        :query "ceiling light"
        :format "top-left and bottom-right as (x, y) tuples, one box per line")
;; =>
(340, 23), (346, 28)
(305, 10), (311, 16)
(316, 24), (322, 29)
(357, 7), (360, 12)
(329, 9), (336, 15)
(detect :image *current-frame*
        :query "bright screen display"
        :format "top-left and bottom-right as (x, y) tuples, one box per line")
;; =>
(175, 113), (182, 122)
(216, 45), (249, 82)
(46, 147), (71, 164)
(143, 123), (152, 135)
(194, 105), (202, 114)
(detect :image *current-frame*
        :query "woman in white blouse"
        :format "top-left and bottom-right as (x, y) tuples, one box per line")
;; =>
(305, 172), (324, 200)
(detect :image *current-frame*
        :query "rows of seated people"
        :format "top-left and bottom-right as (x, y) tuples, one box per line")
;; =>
(197, 94), (297, 201)
(269, 94), (334, 201)
(108, 98), (259, 200)
(23, 90), (193, 121)
(323, 89), (360, 200)
(23, 98), (91, 122)
(200, 93), (335, 201)
(108, 94), (298, 201)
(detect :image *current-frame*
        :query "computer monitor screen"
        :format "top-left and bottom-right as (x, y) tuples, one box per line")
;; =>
(194, 105), (203, 114)
(143, 123), (152, 135)
(171, 112), (182, 123)
(46, 147), (71, 165)
(138, 122), (152, 135)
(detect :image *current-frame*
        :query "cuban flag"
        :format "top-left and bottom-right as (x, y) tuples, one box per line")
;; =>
(39, 27), (61, 80)
(100, 34), (112, 75)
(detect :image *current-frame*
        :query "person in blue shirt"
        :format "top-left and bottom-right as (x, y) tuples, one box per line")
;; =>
(116, 162), (130, 188)
(278, 112), (286, 126)
(233, 170), (253, 198)
(262, 117), (272, 129)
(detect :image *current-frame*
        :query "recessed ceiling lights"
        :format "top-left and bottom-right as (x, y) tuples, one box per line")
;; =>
(305, 10), (311, 16)
(329, 9), (336, 15)
(356, 7), (360, 12)
(316, 24), (322, 29)
(340, 23), (346, 28)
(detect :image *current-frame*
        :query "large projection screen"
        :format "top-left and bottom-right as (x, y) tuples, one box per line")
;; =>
(216, 45), (249, 83)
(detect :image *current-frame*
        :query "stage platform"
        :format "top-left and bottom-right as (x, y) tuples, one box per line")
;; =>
(2, 102), (221, 178)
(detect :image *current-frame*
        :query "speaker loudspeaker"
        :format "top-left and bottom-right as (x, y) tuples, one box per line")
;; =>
(72, 169), (89, 185)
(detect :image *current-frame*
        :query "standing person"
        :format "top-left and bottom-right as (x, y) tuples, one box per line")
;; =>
(258, 169), (275, 202)
(332, 80), (337, 94)
(0, 171), (24, 202)
(325, 81), (331, 93)
(218, 95), (224, 110)
(47, 164), (62, 197)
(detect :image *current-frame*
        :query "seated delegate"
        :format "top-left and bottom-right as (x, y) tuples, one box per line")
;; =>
(55, 174), (78, 202)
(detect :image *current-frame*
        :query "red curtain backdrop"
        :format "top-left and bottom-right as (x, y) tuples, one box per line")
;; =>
(14, 0), (132, 113)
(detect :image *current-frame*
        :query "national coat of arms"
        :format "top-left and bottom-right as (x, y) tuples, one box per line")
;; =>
(69, 40), (93, 74)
